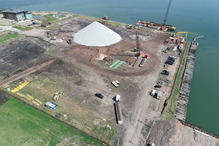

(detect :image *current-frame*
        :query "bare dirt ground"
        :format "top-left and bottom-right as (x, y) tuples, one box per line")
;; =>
(148, 120), (219, 146)
(0, 37), (53, 76)
(0, 59), (57, 86)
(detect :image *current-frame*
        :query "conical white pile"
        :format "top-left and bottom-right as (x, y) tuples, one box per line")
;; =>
(74, 21), (122, 47)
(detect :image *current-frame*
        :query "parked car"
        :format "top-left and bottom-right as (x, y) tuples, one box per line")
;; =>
(154, 84), (162, 88)
(95, 93), (104, 99)
(165, 56), (176, 65)
(161, 70), (169, 75)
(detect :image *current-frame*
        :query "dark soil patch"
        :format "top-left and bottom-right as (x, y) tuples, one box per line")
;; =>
(0, 37), (51, 76)
(0, 90), (10, 106)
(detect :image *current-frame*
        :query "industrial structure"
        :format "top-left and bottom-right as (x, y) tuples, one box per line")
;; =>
(2, 8), (32, 21)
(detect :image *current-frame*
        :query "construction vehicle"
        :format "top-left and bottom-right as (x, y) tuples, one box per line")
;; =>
(50, 36), (56, 40)
(53, 92), (64, 100)
(66, 39), (72, 44)
(126, 25), (135, 29)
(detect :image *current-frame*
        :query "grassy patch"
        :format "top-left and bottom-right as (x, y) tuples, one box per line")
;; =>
(0, 97), (105, 146)
(13, 26), (32, 31)
(162, 42), (190, 120)
(0, 33), (19, 44)
(43, 14), (57, 22)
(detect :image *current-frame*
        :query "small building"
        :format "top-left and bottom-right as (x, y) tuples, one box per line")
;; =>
(2, 8), (32, 21)
(41, 21), (51, 27)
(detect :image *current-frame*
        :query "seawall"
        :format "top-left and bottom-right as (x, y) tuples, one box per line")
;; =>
(176, 41), (197, 121)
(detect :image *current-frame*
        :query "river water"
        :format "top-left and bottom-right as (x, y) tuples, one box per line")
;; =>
(2, 0), (219, 135)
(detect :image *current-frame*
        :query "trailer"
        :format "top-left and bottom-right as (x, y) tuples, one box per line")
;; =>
(139, 58), (146, 67)
(127, 57), (136, 65)
(115, 102), (123, 124)
(111, 80), (120, 87)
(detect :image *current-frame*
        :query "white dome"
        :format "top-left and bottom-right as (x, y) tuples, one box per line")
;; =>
(74, 21), (122, 47)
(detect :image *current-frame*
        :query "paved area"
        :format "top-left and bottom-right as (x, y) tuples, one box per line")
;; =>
(0, 26), (20, 32)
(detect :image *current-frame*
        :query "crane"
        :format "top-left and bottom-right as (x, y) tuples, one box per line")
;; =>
(135, 29), (142, 52)
(163, 0), (172, 26)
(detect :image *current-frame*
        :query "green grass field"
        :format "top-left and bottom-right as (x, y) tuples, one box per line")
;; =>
(13, 26), (32, 31)
(0, 33), (19, 44)
(0, 97), (105, 146)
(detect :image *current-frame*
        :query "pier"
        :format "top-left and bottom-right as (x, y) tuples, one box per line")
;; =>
(176, 42), (197, 121)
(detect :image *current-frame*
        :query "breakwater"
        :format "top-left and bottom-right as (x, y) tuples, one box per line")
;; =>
(176, 42), (198, 121)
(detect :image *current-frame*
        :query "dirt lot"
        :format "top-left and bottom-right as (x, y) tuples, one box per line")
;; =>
(1, 12), (214, 146)
(148, 120), (219, 146)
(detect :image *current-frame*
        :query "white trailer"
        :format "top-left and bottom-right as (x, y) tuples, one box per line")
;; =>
(111, 80), (120, 87)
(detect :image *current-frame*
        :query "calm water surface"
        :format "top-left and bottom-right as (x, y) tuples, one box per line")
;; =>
(1, 0), (219, 135)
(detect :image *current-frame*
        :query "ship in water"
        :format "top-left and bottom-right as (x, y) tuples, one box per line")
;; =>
(136, 21), (176, 31)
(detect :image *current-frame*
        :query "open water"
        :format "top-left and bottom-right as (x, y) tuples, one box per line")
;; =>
(1, 0), (219, 135)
